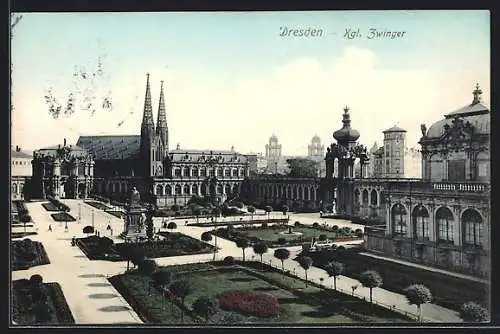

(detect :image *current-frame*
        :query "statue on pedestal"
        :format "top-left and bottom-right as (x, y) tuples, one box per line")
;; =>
(123, 187), (147, 238)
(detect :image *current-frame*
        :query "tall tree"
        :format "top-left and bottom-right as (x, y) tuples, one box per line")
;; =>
(359, 270), (383, 307)
(201, 231), (217, 261)
(403, 284), (433, 322)
(252, 242), (268, 270)
(286, 158), (319, 178)
(298, 256), (313, 287)
(236, 238), (249, 261)
(325, 261), (344, 290)
(273, 248), (291, 273)
(152, 270), (173, 310)
(170, 280), (192, 323)
(247, 206), (255, 220)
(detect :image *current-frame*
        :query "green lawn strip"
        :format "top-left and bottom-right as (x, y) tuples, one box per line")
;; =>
(84, 201), (112, 211)
(12, 280), (75, 325)
(306, 249), (488, 312)
(110, 263), (408, 324)
(41, 202), (60, 212)
(50, 212), (76, 222)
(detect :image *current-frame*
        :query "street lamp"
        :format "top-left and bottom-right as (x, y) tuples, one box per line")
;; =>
(91, 209), (95, 228)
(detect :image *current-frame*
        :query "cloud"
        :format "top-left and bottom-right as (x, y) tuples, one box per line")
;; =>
(11, 46), (489, 156)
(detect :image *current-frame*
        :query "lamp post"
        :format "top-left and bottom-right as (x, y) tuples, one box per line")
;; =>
(91, 209), (95, 228)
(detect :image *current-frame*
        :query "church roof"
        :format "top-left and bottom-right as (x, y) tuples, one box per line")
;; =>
(77, 135), (141, 160)
(383, 125), (406, 133)
(167, 149), (248, 163)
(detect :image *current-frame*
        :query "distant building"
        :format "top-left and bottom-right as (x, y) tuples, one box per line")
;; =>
(265, 134), (282, 174)
(307, 135), (326, 177)
(11, 146), (33, 200)
(370, 126), (422, 179)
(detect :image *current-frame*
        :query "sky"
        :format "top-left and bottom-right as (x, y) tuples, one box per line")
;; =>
(11, 10), (490, 156)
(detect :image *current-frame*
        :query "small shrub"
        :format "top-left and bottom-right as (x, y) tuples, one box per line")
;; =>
(19, 215), (31, 223)
(318, 234), (327, 241)
(261, 222), (268, 228)
(277, 238), (287, 245)
(312, 222), (319, 228)
(223, 256), (235, 265)
(294, 221), (301, 227)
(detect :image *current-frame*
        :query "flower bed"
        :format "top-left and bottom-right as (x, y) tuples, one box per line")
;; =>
(12, 279), (75, 325)
(189, 218), (289, 228)
(84, 201), (112, 211)
(12, 239), (50, 270)
(42, 202), (60, 212)
(219, 290), (280, 317)
(50, 212), (76, 222)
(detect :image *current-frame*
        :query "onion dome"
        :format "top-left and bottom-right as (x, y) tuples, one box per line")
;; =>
(333, 106), (360, 143)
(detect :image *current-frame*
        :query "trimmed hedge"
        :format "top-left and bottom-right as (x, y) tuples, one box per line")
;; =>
(42, 203), (60, 212)
(50, 212), (76, 222)
(12, 239), (50, 270)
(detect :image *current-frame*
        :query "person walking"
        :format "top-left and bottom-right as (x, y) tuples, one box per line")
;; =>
(48, 225), (52, 232)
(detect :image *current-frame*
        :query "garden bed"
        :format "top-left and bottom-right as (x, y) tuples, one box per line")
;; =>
(42, 202), (60, 212)
(105, 210), (126, 219)
(50, 212), (76, 222)
(84, 201), (112, 211)
(108, 261), (411, 324)
(213, 224), (362, 247)
(12, 239), (50, 271)
(189, 218), (289, 228)
(77, 232), (214, 261)
(12, 279), (75, 325)
(303, 248), (488, 312)
(12, 232), (38, 239)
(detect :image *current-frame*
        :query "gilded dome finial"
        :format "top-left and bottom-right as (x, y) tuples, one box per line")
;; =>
(472, 83), (482, 104)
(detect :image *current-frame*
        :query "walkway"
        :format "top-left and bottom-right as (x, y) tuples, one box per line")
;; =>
(13, 203), (463, 324)
(359, 252), (489, 284)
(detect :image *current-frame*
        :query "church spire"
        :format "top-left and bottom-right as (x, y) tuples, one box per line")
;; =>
(142, 73), (155, 127)
(156, 80), (168, 149)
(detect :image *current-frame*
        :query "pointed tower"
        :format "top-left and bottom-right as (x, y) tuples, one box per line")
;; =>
(156, 80), (169, 152)
(140, 73), (155, 177)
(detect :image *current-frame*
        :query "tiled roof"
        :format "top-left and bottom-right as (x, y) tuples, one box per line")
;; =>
(77, 135), (141, 160)
(11, 150), (32, 159)
(35, 144), (89, 158)
(383, 125), (407, 133)
(168, 149), (248, 163)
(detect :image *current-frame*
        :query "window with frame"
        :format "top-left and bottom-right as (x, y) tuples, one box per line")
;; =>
(413, 205), (430, 240)
(209, 168), (215, 177)
(392, 203), (407, 235)
(200, 168), (206, 177)
(175, 185), (182, 195)
(436, 207), (454, 242)
(217, 168), (223, 177)
(183, 168), (190, 177)
(192, 167), (199, 177)
(462, 209), (483, 246)
(174, 168), (181, 177)
(224, 169), (231, 177)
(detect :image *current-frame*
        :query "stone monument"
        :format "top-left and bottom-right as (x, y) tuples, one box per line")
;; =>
(123, 187), (148, 240)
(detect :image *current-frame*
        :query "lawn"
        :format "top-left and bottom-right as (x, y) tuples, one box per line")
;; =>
(84, 201), (112, 211)
(42, 202), (60, 212)
(109, 262), (410, 324)
(77, 233), (214, 261)
(12, 279), (75, 325)
(12, 239), (51, 270)
(12, 232), (38, 239)
(304, 248), (489, 312)
(50, 212), (76, 222)
(214, 225), (361, 247)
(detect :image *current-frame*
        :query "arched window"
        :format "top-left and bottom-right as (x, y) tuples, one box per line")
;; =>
(413, 205), (430, 240)
(436, 207), (454, 243)
(305, 187), (310, 200)
(156, 185), (164, 196)
(217, 168), (223, 177)
(183, 184), (190, 195)
(201, 184), (207, 195)
(370, 190), (378, 206)
(225, 169), (231, 177)
(12, 183), (18, 194)
(175, 185), (182, 195)
(199, 168), (206, 177)
(392, 203), (407, 235)
(462, 209), (483, 246)
(165, 185), (172, 196)
(192, 167), (199, 177)
(354, 189), (360, 204)
(192, 184), (198, 195)
(174, 168), (181, 177)
(292, 186), (298, 199)
(362, 190), (369, 205)
(183, 167), (190, 177)
(287, 187), (292, 198)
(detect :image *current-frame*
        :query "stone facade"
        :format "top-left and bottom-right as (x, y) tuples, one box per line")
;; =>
(11, 146), (32, 200)
(29, 139), (95, 199)
(363, 84), (490, 277)
(76, 74), (249, 208)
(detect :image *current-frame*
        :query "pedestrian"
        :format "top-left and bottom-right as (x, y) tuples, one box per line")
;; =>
(48, 225), (52, 232)
(64, 225), (68, 232)
(110, 228), (113, 236)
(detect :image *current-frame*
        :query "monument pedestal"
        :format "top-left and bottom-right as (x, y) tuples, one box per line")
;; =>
(123, 204), (147, 241)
